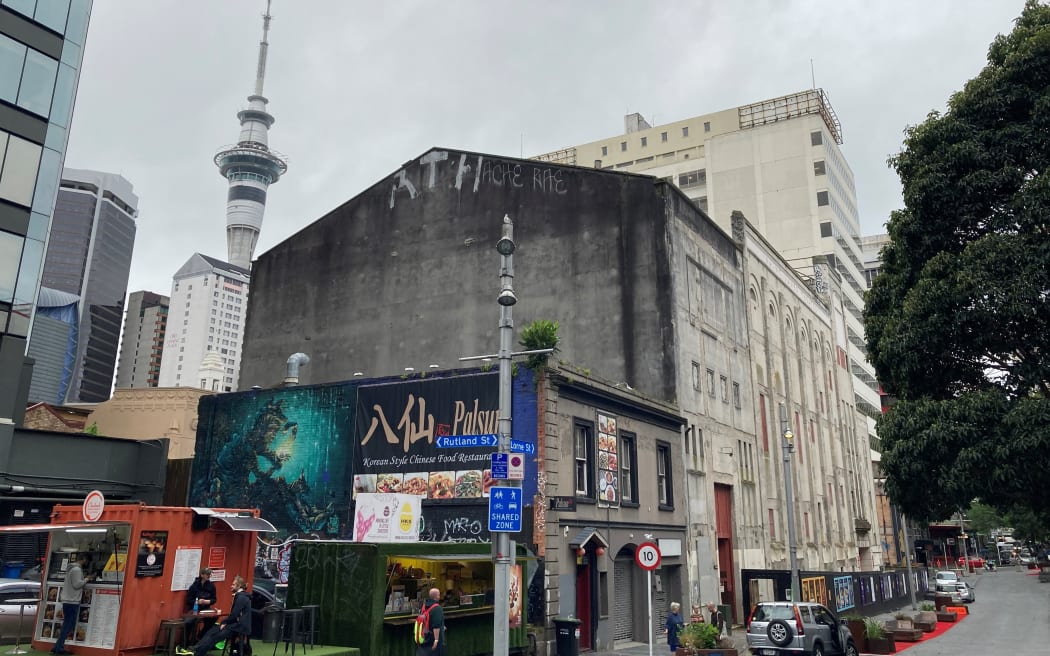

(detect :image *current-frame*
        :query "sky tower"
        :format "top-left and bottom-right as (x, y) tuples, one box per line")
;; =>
(214, 0), (288, 270)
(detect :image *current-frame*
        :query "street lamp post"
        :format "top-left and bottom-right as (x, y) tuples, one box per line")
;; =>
(778, 403), (800, 602)
(493, 215), (516, 656)
(459, 215), (553, 656)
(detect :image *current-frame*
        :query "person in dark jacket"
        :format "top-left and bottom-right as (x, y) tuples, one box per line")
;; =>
(665, 602), (685, 652)
(178, 575), (251, 656)
(183, 568), (218, 646)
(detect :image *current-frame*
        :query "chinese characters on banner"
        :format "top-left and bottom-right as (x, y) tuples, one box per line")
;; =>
(596, 412), (619, 508)
(353, 374), (499, 501)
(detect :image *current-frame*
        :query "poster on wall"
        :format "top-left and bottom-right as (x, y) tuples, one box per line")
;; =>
(353, 374), (501, 501)
(353, 493), (422, 542)
(596, 412), (620, 508)
(170, 547), (203, 591)
(833, 576), (854, 612)
(509, 564), (523, 628)
(136, 530), (168, 577)
(38, 584), (120, 649)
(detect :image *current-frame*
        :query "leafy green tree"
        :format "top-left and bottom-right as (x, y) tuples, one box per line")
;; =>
(864, 1), (1050, 523)
(964, 502), (1003, 538)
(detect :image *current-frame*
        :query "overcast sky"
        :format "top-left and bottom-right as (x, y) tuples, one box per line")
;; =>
(65, 0), (1026, 296)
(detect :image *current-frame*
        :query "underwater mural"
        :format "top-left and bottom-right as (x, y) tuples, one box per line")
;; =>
(191, 383), (355, 538)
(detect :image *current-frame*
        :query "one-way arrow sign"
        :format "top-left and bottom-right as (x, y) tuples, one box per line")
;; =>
(435, 434), (499, 448)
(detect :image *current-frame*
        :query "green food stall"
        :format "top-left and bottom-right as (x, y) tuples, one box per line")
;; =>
(287, 541), (529, 655)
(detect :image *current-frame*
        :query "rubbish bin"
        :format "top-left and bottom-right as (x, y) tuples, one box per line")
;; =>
(553, 617), (580, 656)
(262, 605), (283, 643)
(1, 562), (23, 578)
(718, 604), (732, 636)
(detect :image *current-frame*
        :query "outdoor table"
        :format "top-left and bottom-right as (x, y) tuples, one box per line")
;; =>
(7, 597), (39, 655)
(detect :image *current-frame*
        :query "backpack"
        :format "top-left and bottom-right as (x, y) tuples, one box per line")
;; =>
(413, 602), (435, 644)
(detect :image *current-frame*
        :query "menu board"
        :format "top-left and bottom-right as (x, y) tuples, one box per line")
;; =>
(596, 412), (620, 508)
(171, 546), (203, 591)
(38, 584), (120, 649)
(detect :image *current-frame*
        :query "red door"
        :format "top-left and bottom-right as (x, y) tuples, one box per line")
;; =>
(576, 558), (592, 650)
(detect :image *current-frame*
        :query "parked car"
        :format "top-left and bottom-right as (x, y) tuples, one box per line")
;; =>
(953, 581), (975, 603)
(933, 570), (960, 593)
(746, 601), (859, 656)
(0, 578), (41, 643)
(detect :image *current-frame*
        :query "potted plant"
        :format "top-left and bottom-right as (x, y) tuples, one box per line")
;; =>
(864, 617), (896, 654)
(676, 621), (737, 656)
(843, 614), (867, 652)
(892, 612), (913, 630)
(914, 602), (937, 631)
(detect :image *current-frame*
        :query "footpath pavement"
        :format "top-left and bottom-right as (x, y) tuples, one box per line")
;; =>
(588, 573), (985, 656)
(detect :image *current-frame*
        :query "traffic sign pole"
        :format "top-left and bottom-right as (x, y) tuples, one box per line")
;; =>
(635, 542), (661, 656)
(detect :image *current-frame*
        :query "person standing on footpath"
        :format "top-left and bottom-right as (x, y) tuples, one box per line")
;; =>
(665, 602), (685, 653)
(706, 601), (726, 638)
(417, 588), (446, 656)
(53, 554), (91, 655)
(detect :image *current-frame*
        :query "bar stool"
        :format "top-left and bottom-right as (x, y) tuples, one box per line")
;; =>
(299, 605), (319, 647)
(221, 632), (251, 656)
(272, 608), (306, 656)
(154, 619), (185, 656)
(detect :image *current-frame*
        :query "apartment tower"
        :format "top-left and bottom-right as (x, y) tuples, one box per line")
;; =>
(114, 290), (169, 388)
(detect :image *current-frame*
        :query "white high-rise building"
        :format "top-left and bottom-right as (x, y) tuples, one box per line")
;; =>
(536, 88), (883, 447)
(157, 254), (249, 391)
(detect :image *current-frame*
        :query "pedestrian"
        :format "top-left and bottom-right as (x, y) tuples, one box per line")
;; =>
(52, 554), (91, 655)
(416, 588), (446, 656)
(706, 601), (726, 639)
(177, 576), (251, 656)
(690, 604), (705, 624)
(665, 602), (685, 652)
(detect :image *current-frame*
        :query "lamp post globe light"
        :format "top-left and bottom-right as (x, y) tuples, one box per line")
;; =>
(779, 403), (800, 602)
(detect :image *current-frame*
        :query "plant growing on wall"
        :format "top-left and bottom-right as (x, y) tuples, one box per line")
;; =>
(519, 319), (559, 370)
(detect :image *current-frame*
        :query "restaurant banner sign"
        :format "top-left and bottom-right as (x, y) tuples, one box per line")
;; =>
(353, 374), (499, 500)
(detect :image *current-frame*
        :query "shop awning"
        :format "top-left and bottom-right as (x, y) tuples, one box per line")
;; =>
(568, 526), (609, 549)
(191, 508), (277, 533)
(0, 522), (125, 533)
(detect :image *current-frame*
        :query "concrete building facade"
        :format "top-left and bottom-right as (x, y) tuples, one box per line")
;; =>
(0, 0), (92, 424)
(86, 387), (209, 460)
(234, 147), (883, 618)
(736, 213), (880, 573)
(115, 290), (169, 388)
(158, 253), (249, 392)
(535, 89), (883, 450)
(28, 168), (138, 403)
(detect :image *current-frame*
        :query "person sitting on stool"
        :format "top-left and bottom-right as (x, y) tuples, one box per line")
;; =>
(177, 575), (251, 656)
(183, 568), (218, 647)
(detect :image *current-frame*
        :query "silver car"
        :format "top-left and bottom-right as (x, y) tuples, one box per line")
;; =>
(746, 601), (858, 656)
(952, 581), (975, 603)
(0, 579), (41, 643)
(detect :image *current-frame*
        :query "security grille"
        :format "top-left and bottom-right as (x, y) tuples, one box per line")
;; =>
(613, 559), (634, 641)
(654, 574), (668, 644)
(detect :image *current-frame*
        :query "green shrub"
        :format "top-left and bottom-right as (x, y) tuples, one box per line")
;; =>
(679, 621), (721, 649)
(919, 602), (936, 611)
(864, 617), (885, 639)
(519, 319), (559, 369)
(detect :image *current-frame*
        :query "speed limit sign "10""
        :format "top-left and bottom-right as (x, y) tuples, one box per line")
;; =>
(635, 542), (661, 571)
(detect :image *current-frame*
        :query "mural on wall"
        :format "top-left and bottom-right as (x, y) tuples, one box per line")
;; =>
(191, 384), (355, 538)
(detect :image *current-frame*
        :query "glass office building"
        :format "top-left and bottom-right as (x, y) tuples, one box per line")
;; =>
(0, 0), (92, 423)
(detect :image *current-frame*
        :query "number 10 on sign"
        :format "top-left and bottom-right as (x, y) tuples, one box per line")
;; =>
(635, 542), (661, 656)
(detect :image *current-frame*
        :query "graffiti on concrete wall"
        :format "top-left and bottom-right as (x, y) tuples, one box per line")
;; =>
(390, 151), (569, 208)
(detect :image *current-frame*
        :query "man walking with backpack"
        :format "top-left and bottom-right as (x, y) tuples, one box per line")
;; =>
(415, 588), (445, 655)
